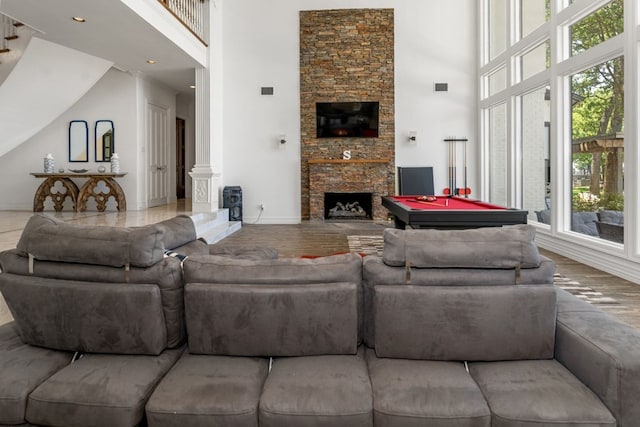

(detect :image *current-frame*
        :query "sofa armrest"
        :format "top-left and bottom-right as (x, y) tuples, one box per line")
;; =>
(555, 305), (640, 427)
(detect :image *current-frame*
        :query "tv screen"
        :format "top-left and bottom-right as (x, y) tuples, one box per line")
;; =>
(316, 102), (379, 138)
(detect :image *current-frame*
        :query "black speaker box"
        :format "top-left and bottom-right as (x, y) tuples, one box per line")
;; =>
(223, 186), (242, 221)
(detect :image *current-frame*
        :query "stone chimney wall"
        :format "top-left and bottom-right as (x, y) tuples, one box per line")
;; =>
(300, 8), (395, 221)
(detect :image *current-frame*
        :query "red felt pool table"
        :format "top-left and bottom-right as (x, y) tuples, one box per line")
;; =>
(381, 195), (528, 229)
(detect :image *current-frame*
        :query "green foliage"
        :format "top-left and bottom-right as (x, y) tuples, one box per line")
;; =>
(572, 153), (594, 173)
(570, 0), (624, 139)
(572, 192), (600, 212)
(600, 192), (624, 210)
(571, 0), (623, 56)
(572, 191), (624, 212)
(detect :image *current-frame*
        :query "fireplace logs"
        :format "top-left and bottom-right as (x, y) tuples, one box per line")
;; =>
(328, 201), (367, 219)
(324, 192), (372, 220)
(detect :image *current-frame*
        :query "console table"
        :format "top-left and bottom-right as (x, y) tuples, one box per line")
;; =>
(30, 172), (127, 212)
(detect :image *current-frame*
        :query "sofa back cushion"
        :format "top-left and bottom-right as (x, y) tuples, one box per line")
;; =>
(0, 274), (167, 355)
(185, 282), (358, 356)
(382, 225), (541, 268)
(184, 253), (364, 342)
(16, 214), (165, 268)
(0, 250), (186, 349)
(155, 215), (198, 250)
(373, 284), (556, 361)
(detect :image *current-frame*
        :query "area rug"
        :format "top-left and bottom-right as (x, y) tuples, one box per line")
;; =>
(347, 235), (385, 256)
(347, 235), (623, 308)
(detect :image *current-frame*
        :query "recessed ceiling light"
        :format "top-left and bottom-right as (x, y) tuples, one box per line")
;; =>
(146, 60), (157, 64)
(72, 16), (86, 23)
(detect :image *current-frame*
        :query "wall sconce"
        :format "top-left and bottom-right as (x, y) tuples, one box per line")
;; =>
(408, 131), (417, 144)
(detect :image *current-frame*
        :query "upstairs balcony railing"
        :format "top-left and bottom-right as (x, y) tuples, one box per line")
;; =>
(158, 0), (209, 45)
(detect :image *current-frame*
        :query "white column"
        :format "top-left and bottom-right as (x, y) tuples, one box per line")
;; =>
(189, 67), (219, 212)
(189, 0), (222, 213)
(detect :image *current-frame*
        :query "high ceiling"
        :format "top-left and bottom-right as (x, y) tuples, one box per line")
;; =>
(0, 0), (202, 97)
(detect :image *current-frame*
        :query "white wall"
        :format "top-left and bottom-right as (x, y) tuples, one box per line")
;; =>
(219, 0), (477, 223)
(0, 69), (140, 210)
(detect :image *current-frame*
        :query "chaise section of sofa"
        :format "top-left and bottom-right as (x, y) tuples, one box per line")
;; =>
(554, 289), (640, 427)
(146, 253), (372, 426)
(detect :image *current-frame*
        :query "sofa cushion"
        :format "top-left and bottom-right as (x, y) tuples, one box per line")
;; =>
(555, 308), (640, 426)
(571, 211), (598, 236)
(382, 225), (541, 268)
(146, 352), (269, 426)
(0, 325), (71, 425)
(0, 252), (186, 349)
(26, 348), (183, 427)
(184, 252), (361, 284)
(597, 210), (624, 225)
(208, 244), (279, 260)
(469, 360), (615, 427)
(259, 350), (372, 427)
(184, 253), (364, 343)
(366, 348), (490, 427)
(374, 285), (557, 361)
(0, 274), (168, 354)
(362, 255), (556, 347)
(185, 282), (358, 356)
(16, 214), (165, 268)
(155, 215), (197, 250)
(0, 321), (23, 352)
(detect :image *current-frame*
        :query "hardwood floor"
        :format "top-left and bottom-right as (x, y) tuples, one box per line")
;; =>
(1, 202), (639, 329)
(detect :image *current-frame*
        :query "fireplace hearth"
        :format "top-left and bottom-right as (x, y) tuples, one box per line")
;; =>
(324, 192), (372, 220)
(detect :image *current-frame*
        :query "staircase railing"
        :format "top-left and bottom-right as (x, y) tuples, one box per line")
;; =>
(1, 15), (21, 54)
(158, 0), (209, 45)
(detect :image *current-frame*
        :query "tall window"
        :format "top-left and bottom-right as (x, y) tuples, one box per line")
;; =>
(571, 57), (624, 241)
(522, 87), (551, 223)
(481, 0), (628, 250)
(489, 103), (507, 206)
(489, 0), (506, 60)
(520, 0), (549, 39)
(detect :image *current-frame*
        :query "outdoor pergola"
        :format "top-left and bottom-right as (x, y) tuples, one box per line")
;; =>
(572, 133), (624, 195)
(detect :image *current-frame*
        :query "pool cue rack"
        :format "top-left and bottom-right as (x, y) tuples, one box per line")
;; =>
(443, 137), (471, 198)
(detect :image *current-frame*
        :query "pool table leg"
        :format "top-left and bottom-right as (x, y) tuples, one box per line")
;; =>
(393, 216), (407, 229)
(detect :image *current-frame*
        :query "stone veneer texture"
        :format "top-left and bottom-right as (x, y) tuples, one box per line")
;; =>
(300, 8), (395, 221)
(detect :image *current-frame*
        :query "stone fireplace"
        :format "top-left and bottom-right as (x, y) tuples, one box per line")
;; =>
(300, 9), (395, 221)
(308, 159), (391, 221)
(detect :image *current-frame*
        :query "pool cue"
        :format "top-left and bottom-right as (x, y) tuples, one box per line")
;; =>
(448, 139), (453, 196)
(414, 200), (447, 207)
(453, 137), (457, 196)
(463, 138), (468, 197)
(444, 137), (470, 197)
(445, 137), (453, 196)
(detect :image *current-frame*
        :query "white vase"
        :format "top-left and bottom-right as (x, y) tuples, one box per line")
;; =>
(110, 153), (120, 173)
(44, 154), (55, 173)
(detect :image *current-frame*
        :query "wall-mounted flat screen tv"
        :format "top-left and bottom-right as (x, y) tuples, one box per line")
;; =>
(316, 101), (379, 138)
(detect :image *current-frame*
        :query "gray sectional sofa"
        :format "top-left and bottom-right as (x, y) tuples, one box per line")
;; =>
(0, 215), (639, 426)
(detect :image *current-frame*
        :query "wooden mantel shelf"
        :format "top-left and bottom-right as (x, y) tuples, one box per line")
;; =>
(308, 159), (391, 164)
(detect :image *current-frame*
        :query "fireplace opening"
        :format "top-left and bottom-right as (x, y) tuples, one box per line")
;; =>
(324, 192), (372, 220)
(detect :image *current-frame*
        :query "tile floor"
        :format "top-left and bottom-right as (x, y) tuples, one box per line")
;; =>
(1, 201), (639, 329)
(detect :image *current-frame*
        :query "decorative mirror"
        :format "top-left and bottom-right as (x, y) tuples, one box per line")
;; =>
(95, 120), (114, 162)
(69, 120), (89, 162)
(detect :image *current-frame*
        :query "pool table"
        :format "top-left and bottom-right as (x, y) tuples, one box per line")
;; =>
(381, 195), (528, 229)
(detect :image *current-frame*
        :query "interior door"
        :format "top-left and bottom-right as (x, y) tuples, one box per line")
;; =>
(176, 118), (186, 199)
(147, 102), (170, 207)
